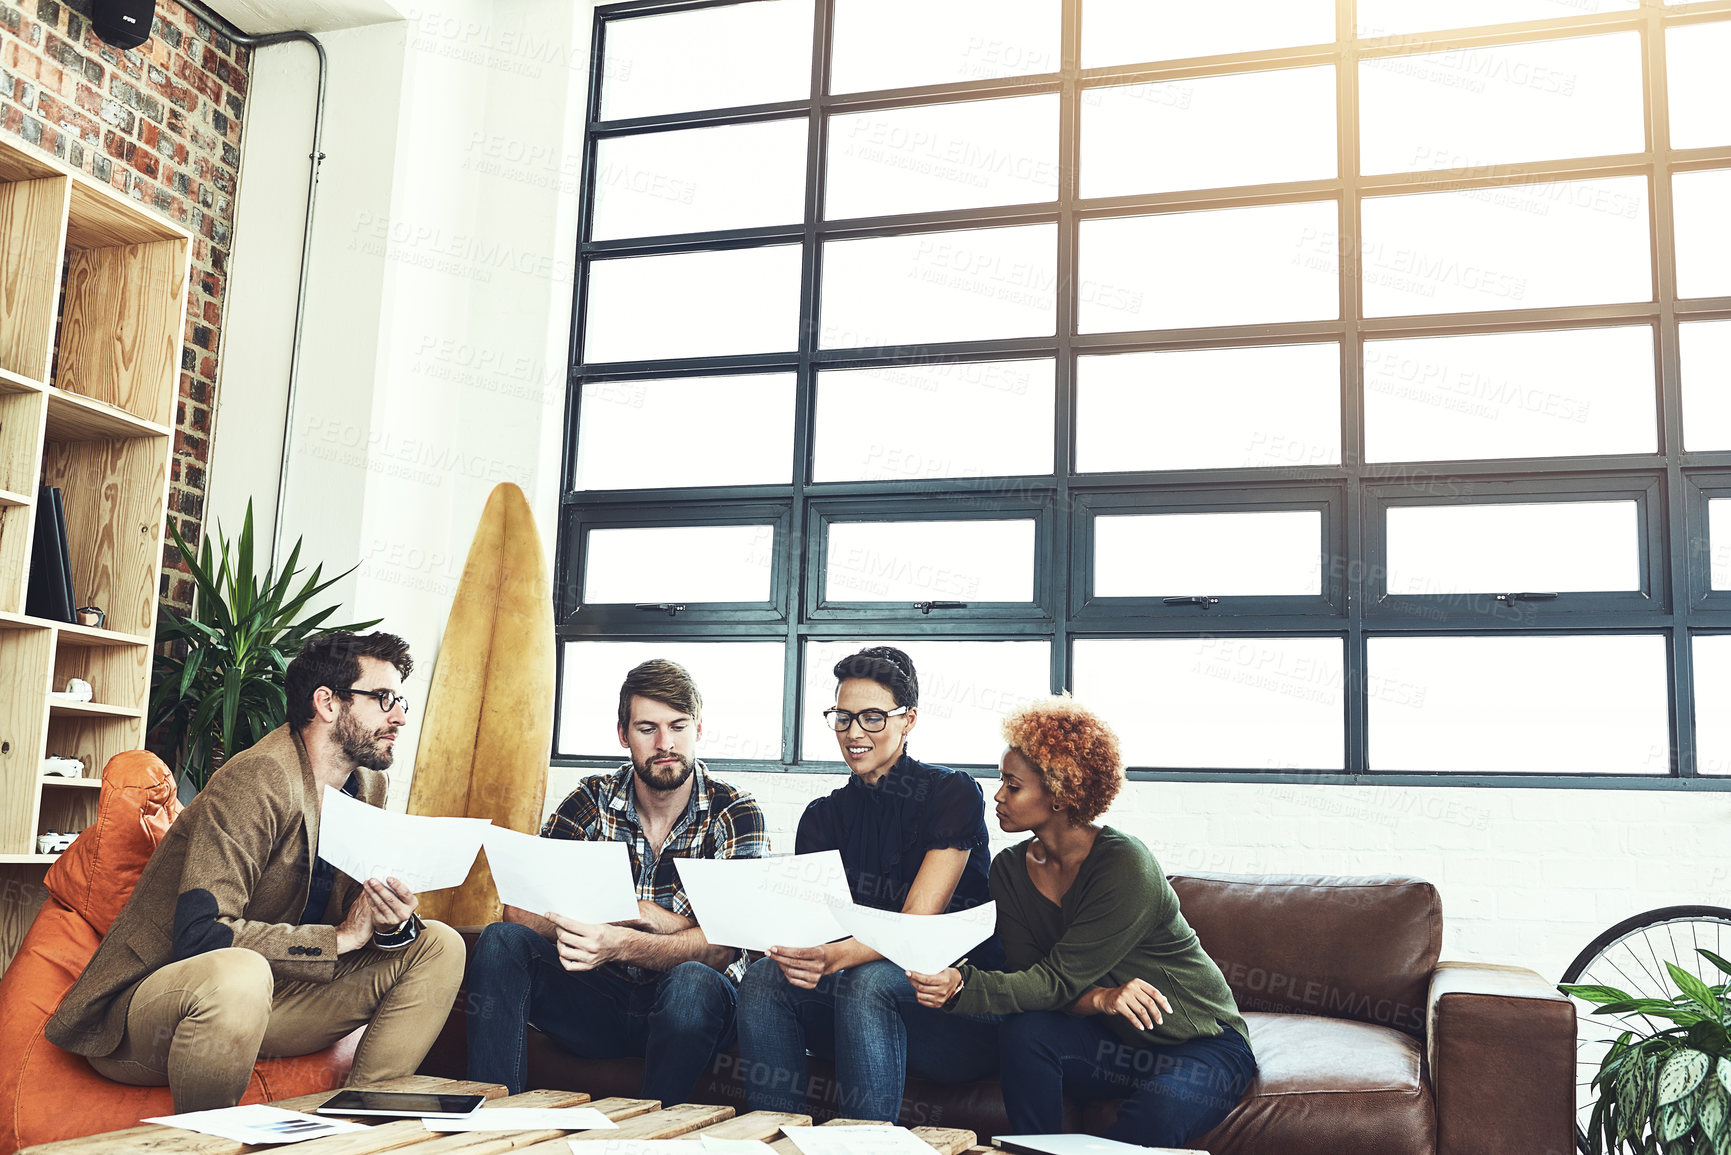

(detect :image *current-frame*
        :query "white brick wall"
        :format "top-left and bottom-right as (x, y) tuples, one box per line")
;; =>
(546, 766), (1731, 983)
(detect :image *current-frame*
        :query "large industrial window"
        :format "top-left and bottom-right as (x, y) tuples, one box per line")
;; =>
(558, 0), (1731, 787)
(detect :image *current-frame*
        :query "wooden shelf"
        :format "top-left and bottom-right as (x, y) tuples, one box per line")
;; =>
(0, 366), (42, 395)
(39, 775), (99, 788)
(0, 854), (57, 865)
(0, 487), (27, 508)
(0, 610), (148, 646)
(47, 698), (141, 719)
(44, 386), (170, 441)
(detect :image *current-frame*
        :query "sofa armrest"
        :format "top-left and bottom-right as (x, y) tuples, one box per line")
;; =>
(1427, 961), (1576, 1155)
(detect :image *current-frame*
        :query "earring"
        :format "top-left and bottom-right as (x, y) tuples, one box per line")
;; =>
(1051, 803), (1062, 811)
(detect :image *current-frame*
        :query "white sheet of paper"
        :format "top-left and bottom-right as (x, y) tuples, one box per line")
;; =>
(482, 826), (640, 924)
(424, 1107), (619, 1132)
(571, 1141), (703, 1155)
(828, 899), (997, 975)
(701, 1139), (779, 1155)
(675, 851), (851, 950)
(783, 1125), (940, 1155)
(144, 1104), (367, 1145)
(316, 785), (488, 893)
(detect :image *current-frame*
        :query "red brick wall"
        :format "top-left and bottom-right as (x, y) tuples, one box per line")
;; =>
(0, 0), (246, 612)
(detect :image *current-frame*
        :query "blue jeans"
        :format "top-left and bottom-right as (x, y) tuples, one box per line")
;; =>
(734, 955), (1000, 1122)
(999, 1012), (1256, 1147)
(465, 921), (737, 1105)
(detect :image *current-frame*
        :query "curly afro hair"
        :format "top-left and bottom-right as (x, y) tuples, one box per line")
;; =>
(1001, 695), (1124, 825)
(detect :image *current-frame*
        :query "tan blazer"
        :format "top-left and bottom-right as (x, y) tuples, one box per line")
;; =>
(46, 726), (387, 1057)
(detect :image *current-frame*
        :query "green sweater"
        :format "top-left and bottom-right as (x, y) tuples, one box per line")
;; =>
(952, 827), (1249, 1048)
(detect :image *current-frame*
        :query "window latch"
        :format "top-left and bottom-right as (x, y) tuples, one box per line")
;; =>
(1494, 592), (1559, 603)
(913, 601), (968, 615)
(636, 603), (686, 617)
(1162, 595), (1221, 608)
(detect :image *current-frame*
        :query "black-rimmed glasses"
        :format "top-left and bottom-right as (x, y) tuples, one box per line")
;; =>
(334, 687), (412, 715)
(823, 705), (910, 733)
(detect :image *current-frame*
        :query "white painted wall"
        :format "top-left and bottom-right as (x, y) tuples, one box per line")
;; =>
(216, 1), (1731, 978)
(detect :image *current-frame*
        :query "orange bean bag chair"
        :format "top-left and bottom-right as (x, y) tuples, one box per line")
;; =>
(0, 750), (357, 1154)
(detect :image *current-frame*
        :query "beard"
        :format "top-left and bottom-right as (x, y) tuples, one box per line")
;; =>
(634, 751), (695, 793)
(335, 706), (396, 771)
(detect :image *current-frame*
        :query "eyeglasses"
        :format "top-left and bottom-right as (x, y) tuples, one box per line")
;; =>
(334, 687), (412, 715)
(823, 705), (910, 733)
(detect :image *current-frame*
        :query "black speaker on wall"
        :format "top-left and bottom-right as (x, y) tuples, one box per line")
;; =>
(93, 0), (154, 49)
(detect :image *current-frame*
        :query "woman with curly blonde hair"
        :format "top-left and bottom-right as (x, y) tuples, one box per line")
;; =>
(909, 696), (1256, 1148)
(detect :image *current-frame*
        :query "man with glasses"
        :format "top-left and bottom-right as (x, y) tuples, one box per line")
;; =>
(466, 658), (768, 1105)
(48, 632), (465, 1112)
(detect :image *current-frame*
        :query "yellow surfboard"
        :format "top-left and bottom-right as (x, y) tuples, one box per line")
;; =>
(408, 482), (552, 926)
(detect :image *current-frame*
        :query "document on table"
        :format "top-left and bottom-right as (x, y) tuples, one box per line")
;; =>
(783, 1125), (942, 1155)
(827, 899), (997, 975)
(425, 1106), (619, 1132)
(316, 786), (488, 893)
(144, 1104), (367, 1144)
(569, 1141), (702, 1155)
(700, 1140), (778, 1155)
(675, 850), (852, 950)
(482, 826), (641, 924)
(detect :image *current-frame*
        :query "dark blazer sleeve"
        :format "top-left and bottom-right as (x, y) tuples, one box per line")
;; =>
(170, 758), (345, 982)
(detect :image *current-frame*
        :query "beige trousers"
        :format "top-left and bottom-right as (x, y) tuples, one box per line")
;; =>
(88, 920), (464, 1113)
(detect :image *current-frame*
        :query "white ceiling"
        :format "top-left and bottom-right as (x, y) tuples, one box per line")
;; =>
(199, 0), (409, 35)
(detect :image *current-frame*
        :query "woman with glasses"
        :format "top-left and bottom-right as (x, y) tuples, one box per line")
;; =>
(736, 645), (1001, 1121)
(906, 696), (1256, 1148)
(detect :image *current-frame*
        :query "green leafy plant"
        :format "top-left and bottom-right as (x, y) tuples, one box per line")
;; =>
(150, 501), (379, 792)
(1564, 951), (1731, 1155)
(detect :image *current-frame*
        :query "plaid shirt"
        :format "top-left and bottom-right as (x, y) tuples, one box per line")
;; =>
(540, 761), (767, 983)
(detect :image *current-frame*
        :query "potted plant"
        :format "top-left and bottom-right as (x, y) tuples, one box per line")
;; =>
(1563, 952), (1731, 1155)
(149, 501), (379, 793)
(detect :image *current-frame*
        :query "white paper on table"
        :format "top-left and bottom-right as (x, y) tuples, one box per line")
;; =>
(481, 826), (640, 924)
(701, 1138), (779, 1155)
(675, 851), (852, 951)
(144, 1104), (367, 1145)
(571, 1141), (703, 1155)
(782, 1125), (941, 1155)
(316, 785), (488, 893)
(425, 1106), (619, 1132)
(826, 899), (996, 975)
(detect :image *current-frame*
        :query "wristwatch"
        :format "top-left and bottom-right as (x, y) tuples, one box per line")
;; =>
(941, 970), (966, 1010)
(372, 912), (424, 950)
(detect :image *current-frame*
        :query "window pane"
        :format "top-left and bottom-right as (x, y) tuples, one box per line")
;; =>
(1079, 202), (1340, 333)
(1385, 501), (1640, 594)
(1363, 327), (1656, 462)
(1356, 0), (1638, 38)
(1095, 511), (1323, 597)
(1073, 638), (1344, 770)
(1360, 34), (1644, 176)
(827, 95), (1060, 220)
(830, 0), (1059, 94)
(814, 360), (1055, 482)
(557, 641), (783, 760)
(820, 224), (1056, 349)
(1082, 0), (1334, 67)
(1712, 500), (1731, 590)
(585, 246), (803, 363)
(601, 1), (814, 120)
(1081, 67), (1336, 197)
(1692, 635), (1731, 775)
(1668, 21), (1731, 150)
(584, 525), (774, 603)
(1077, 344), (1341, 472)
(801, 639), (1051, 764)
(592, 120), (808, 241)
(1681, 321), (1731, 452)
(1674, 170), (1731, 299)
(574, 375), (794, 490)
(1360, 177), (1650, 317)
(1368, 636), (1667, 773)
(825, 520), (1036, 603)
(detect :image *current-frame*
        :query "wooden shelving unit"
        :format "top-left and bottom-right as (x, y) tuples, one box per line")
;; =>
(0, 136), (190, 972)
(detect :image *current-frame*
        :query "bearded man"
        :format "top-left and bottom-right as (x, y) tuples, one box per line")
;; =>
(465, 658), (767, 1105)
(47, 631), (464, 1111)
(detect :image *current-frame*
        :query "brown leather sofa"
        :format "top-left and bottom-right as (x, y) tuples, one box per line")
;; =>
(419, 873), (1576, 1155)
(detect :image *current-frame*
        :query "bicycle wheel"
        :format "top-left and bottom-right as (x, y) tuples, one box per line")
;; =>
(1559, 905), (1731, 1154)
